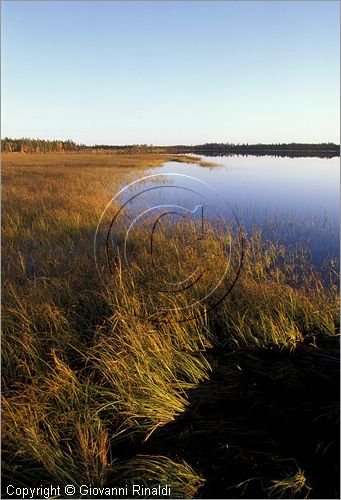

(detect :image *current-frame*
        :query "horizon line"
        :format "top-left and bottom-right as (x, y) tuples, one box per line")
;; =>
(1, 137), (340, 148)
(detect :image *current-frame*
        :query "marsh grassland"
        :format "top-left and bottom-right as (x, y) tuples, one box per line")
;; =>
(2, 152), (339, 498)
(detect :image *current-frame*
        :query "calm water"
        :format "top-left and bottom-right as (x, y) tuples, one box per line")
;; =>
(145, 155), (339, 265)
(108, 155), (339, 274)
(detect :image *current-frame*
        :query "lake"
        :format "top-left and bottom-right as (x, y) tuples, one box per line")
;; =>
(153, 155), (339, 260)
(106, 155), (339, 278)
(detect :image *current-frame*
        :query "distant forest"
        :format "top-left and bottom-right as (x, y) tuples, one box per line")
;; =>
(162, 142), (340, 158)
(1, 138), (340, 158)
(1, 138), (82, 153)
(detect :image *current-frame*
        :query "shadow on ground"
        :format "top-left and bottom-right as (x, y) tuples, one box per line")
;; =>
(143, 336), (340, 498)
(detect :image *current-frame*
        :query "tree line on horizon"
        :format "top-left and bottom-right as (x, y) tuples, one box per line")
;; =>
(1, 137), (339, 157)
(164, 142), (340, 158)
(1, 137), (82, 153)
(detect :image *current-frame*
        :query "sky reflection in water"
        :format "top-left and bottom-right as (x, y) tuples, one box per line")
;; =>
(121, 155), (339, 274)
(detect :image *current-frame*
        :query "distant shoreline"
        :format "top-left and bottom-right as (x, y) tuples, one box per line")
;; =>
(164, 148), (340, 159)
(91, 143), (340, 158)
(1, 138), (340, 158)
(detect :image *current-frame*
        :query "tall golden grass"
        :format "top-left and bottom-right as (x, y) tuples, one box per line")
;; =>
(2, 152), (339, 497)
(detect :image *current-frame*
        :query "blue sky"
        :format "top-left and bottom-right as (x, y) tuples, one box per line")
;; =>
(2, 1), (340, 145)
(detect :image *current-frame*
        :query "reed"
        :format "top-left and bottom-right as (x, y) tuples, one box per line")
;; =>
(2, 152), (339, 498)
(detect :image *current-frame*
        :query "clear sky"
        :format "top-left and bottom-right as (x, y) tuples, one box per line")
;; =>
(1, 1), (340, 145)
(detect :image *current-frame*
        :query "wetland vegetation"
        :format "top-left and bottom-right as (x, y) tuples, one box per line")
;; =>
(2, 150), (340, 498)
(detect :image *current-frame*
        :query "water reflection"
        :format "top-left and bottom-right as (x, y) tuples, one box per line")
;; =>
(142, 155), (339, 272)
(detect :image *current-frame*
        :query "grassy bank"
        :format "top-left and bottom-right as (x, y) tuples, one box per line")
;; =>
(2, 152), (339, 498)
